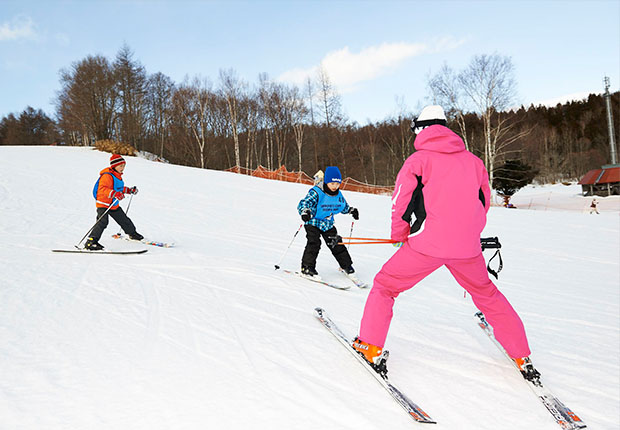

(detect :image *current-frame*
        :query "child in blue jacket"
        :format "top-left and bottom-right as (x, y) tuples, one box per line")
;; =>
(297, 166), (359, 277)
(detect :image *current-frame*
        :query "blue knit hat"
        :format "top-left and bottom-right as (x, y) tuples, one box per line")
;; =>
(324, 166), (342, 184)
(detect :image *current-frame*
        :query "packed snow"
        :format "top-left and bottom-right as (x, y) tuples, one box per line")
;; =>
(0, 146), (618, 430)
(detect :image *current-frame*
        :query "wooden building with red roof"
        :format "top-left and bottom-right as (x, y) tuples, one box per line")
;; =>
(578, 164), (620, 196)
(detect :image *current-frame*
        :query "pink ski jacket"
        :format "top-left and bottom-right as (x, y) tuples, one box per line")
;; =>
(391, 125), (491, 258)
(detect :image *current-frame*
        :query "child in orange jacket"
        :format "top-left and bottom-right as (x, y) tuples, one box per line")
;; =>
(86, 154), (142, 250)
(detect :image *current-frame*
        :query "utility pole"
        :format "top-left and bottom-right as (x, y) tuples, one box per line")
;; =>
(603, 76), (618, 164)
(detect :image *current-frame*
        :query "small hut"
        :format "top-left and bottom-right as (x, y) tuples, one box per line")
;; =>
(578, 164), (620, 196)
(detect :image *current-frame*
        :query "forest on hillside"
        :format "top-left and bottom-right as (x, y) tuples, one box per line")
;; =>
(1, 45), (618, 186)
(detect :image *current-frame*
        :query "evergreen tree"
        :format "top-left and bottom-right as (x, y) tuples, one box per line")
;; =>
(494, 159), (538, 205)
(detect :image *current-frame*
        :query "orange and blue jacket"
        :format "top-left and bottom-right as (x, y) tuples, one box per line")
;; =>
(93, 167), (124, 209)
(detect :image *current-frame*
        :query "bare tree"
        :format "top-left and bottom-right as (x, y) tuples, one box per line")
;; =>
(171, 76), (213, 169)
(366, 123), (378, 184)
(147, 72), (174, 158)
(289, 86), (308, 175)
(305, 77), (319, 171)
(458, 53), (518, 185)
(219, 68), (246, 168)
(428, 63), (471, 150)
(239, 91), (261, 170)
(114, 44), (148, 150)
(315, 66), (343, 165)
(394, 96), (414, 162)
(258, 74), (299, 168)
(316, 65), (341, 128)
(0, 107), (59, 146)
(56, 55), (118, 144)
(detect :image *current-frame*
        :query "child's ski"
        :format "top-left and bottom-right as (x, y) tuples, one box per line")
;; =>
(111, 234), (175, 248)
(474, 312), (586, 429)
(281, 269), (350, 290)
(338, 267), (370, 288)
(314, 307), (436, 424)
(52, 248), (148, 255)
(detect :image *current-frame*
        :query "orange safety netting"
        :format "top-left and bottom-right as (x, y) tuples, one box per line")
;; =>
(226, 165), (394, 195)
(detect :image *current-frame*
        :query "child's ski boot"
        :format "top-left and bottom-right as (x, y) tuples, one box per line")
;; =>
(129, 232), (144, 241)
(301, 266), (321, 280)
(84, 238), (104, 251)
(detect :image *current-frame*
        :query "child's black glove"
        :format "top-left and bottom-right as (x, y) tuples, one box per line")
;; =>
(301, 208), (312, 222)
(349, 207), (359, 220)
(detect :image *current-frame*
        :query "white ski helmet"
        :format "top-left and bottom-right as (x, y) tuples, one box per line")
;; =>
(411, 105), (447, 134)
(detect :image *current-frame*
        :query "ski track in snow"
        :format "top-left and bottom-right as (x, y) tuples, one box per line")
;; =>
(0, 146), (618, 429)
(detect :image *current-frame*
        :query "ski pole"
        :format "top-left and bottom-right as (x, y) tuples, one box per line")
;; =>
(125, 193), (134, 215)
(115, 194), (134, 236)
(75, 198), (118, 249)
(347, 221), (355, 250)
(274, 224), (304, 270)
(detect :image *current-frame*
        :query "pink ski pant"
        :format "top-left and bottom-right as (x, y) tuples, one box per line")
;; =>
(359, 244), (531, 358)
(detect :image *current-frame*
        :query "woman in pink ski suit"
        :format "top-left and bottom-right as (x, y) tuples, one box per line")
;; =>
(356, 106), (531, 363)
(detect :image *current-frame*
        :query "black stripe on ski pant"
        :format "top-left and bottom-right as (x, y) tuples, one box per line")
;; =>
(89, 206), (137, 241)
(301, 225), (353, 270)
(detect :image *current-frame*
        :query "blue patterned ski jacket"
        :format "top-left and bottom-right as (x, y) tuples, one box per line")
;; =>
(297, 185), (351, 232)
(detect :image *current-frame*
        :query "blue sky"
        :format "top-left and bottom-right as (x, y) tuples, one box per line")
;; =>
(1, 0), (618, 124)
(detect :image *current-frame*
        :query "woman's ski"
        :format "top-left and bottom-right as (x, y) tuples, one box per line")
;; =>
(475, 312), (586, 429)
(314, 307), (436, 424)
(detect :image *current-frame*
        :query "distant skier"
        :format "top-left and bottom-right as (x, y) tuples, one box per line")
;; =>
(297, 166), (359, 278)
(85, 154), (143, 250)
(589, 198), (599, 214)
(353, 106), (538, 381)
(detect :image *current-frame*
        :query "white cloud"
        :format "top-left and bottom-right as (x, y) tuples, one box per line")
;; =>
(0, 16), (37, 42)
(531, 91), (595, 108)
(278, 37), (465, 92)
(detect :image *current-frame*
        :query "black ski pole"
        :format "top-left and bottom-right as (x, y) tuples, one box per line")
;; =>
(75, 198), (118, 249)
(274, 224), (304, 270)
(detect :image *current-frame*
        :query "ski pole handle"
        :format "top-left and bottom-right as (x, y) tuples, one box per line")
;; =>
(481, 237), (501, 251)
(480, 237), (503, 279)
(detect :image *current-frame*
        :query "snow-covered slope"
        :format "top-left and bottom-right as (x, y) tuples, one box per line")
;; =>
(0, 146), (618, 430)
(506, 182), (620, 212)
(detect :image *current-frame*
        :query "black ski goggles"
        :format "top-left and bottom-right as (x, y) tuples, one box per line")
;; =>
(411, 117), (447, 132)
